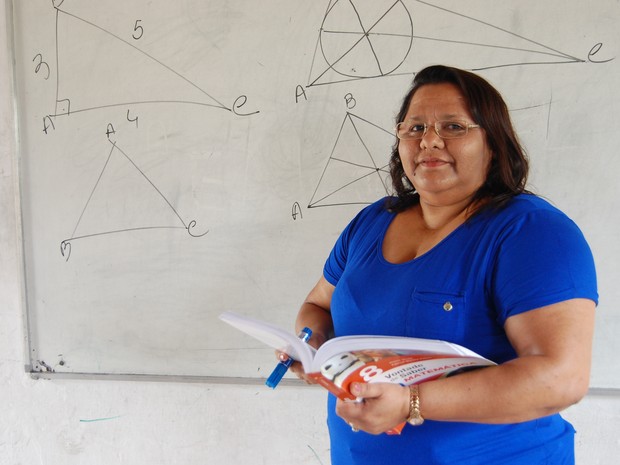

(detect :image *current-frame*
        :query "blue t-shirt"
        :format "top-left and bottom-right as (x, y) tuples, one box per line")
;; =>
(323, 194), (598, 465)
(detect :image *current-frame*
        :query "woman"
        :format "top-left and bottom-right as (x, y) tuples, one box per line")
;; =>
(290, 65), (597, 464)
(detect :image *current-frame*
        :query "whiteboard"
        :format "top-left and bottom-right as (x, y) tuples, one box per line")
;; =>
(10, 0), (620, 387)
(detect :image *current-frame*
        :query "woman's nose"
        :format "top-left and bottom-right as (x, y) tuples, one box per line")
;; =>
(419, 124), (445, 150)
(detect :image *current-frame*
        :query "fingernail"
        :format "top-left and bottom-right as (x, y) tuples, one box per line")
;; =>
(351, 383), (361, 394)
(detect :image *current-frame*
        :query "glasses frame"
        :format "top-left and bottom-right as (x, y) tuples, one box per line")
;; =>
(395, 120), (481, 140)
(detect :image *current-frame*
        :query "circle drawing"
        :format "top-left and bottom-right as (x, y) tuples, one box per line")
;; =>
(319, 0), (413, 79)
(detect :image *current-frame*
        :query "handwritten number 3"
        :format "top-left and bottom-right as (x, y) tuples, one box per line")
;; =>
(33, 54), (50, 80)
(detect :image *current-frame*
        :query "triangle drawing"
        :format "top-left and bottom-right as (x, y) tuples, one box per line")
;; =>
(52, 4), (230, 117)
(60, 139), (206, 260)
(308, 113), (394, 208)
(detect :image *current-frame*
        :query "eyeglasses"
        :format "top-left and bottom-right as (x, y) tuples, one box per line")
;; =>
(395, 120), (481, 140)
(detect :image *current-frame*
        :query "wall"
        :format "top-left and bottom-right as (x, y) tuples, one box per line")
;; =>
(1, 3), (618, 465)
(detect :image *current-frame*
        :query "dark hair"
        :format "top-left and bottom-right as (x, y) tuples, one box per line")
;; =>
(388, 65), (530, 213)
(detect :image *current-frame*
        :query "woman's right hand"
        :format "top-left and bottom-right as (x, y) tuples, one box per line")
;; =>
(284, 275), (336, 384)
(274, 351), (319, 384)
(275, 331), (327, 384)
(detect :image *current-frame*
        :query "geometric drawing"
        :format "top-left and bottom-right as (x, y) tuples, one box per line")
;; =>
(41, 2), (249, 260)
(411, 0), (585, 71)
(50, 2), (233, 120)
(308, 0), (413, 87)
(307, 0), (585, 87)
(60, 139), (207, 261)
(308, 113), (394, 208)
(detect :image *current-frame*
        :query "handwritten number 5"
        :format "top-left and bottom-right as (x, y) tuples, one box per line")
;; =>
(132, 20), (144, 40)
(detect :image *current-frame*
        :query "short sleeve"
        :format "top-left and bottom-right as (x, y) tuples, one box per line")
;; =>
(323, 199), (391, 286)
(492, 209), (598, 324)
(323, 221), (352, 286)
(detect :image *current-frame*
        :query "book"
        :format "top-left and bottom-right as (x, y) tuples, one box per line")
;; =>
(219, 311), (495, 405)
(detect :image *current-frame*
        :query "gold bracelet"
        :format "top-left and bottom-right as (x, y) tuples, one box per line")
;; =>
(406, 384), (424, 426)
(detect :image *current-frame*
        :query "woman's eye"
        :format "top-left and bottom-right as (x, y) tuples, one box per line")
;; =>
(445, 122), (465, 131)
(409, 124), (425, 133)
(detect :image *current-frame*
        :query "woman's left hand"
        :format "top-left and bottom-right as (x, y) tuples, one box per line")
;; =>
(335, 382), (410, 435)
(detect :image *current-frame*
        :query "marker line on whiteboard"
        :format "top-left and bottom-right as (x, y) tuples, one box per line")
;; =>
(79, 415), (123, 423)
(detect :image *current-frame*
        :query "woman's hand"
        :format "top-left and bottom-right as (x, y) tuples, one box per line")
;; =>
(280, 275), (335, 384)
(273, 350), (320, 385)
(335, 382), (410, 435)
(273, 329), (327, 385)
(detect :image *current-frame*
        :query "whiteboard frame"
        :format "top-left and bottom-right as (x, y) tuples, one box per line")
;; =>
(6, 0), (37, 377)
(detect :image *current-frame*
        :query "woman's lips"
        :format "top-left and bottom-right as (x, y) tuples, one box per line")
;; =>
(416, 158), (450, 168)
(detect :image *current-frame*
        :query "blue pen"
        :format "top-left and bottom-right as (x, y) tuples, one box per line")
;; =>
(266, 327), (312, 389)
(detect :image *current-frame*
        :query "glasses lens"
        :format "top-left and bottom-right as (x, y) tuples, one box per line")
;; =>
(436, 121), (468, 139)
(396, 122), (425, 139)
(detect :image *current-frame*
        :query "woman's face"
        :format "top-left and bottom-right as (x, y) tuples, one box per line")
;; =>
(398, 83), (493, 207)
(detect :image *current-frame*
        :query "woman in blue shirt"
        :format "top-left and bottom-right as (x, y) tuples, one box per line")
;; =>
(288, 65), (597, 464)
